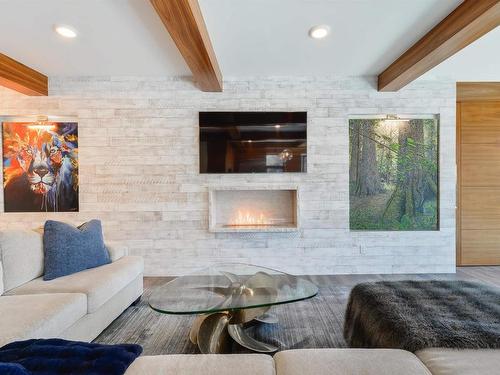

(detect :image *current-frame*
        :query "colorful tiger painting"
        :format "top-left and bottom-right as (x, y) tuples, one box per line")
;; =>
(2, 122), (78, 212)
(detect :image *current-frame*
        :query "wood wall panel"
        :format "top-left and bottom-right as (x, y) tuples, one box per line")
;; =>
(461, 230), (500, 265)
(461, 164), (500, 187)
(457, 82), (500, 102)
(456, 102), (462, 265)
(461, 102), (500, 143)
(461, 187), (500, 229)
(457, 82), (500, 265)
(461, 144), (500, 186)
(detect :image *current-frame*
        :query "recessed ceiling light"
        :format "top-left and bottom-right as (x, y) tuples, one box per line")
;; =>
(275, 124), (281, 129)
(309, 25), (330, 39)
(54, 24), (78, 38)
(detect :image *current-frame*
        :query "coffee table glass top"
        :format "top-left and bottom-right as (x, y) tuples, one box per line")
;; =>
(149, 263), (318, 314)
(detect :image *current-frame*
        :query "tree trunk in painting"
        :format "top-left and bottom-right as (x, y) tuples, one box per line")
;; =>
(407, 119), (426, 214)
(355, 120), (381, 196)
(383, 120), (425, 223)
(424, 119), (438, 200)
(349, 122), (361, 186)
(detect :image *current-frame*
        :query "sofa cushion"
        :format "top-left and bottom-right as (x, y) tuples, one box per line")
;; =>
(0, 230), (44, 292)
(416, 348), (500, 375)
(125, 354), (275, 375)
(106, 243), (128, 262)
(7, 256), (143, 313)
(0, 293), (87, 348)
(274, 349), (431, 375)
(43, 220), (111, 281)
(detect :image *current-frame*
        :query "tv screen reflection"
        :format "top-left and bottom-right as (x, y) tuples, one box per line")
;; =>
(200, 112), (307, 173)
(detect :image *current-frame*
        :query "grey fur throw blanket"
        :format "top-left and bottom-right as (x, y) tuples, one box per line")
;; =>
(344, 280), (500, 352)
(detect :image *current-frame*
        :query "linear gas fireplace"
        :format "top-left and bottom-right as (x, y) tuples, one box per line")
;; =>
(209, 187), (299, 233)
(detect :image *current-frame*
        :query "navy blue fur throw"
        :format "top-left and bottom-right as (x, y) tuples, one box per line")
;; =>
(0, 338), (142, 375)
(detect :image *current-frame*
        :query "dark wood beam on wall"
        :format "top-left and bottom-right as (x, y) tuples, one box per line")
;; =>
(0, 53), (48, 96)
(378, 0), (500, 92)
(150, 0), (223, 92)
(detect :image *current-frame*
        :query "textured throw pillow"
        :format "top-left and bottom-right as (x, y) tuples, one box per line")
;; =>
(43, 220), (111, 281)
(0, 338), (142, 375)
(0, 363), (29, 375)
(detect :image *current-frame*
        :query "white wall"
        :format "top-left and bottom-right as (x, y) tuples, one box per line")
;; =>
(0, 76), (456, 275)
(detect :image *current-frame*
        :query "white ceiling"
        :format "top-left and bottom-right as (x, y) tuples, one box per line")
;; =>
(421, 25), (500, 81)
(0, 0), (498, 81)
(199, 0), (461, 76)
(0, 0), (189, 76)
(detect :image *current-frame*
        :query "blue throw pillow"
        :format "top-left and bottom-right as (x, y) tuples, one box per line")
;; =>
(43, 220), (111, 281)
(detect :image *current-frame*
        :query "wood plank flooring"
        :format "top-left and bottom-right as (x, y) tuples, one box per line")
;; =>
(94, 267), (500, 355)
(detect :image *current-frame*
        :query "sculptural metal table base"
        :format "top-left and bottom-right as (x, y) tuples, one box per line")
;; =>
(148, 266), (318, 353)
(189, 308), (279, 354)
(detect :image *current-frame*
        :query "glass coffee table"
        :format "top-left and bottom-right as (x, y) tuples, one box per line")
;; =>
(149, 263), (318, 354)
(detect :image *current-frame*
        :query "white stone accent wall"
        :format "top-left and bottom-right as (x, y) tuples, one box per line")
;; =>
(0, 76), (456, 275)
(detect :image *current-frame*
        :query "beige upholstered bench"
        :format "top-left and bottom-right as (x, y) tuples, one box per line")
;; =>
(416, 348), (500, 375)
(125, 348), (500, 375)
(274, 349), (431, 375)
(125, 354), (275, 375)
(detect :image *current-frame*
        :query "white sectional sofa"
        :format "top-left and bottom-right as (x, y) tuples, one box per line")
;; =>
(0, 229), (143, 347)
(125, 348), (500, 375)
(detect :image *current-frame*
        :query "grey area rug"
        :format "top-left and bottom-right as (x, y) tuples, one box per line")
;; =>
(344, 280), (500, 352)
(94, 273), (500, 355)
(94, 278), (351, 355)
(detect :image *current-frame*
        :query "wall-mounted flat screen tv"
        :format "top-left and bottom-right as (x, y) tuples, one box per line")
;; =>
(200, 112), (307, 173)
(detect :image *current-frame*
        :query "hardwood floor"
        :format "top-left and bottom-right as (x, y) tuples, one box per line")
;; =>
(141, 266), (500, 289)
(303, 266), (500, 289)
(95, 267), (500, 355)
(455, 266), (500, 287)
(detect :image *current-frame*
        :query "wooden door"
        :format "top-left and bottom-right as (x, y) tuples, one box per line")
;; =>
(457, 82), (500, 265)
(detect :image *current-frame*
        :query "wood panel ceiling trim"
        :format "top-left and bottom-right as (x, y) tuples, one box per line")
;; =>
(378, 0), (500, 92)
(150, 0), (223, 92)
(0, 53), (48, 96)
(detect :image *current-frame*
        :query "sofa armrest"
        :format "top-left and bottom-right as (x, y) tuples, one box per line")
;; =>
(106, 243), (129, 262)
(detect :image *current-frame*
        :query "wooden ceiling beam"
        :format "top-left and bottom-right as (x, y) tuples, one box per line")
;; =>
(150, 0), (223, 92)
(0, 53), (48, 96)
(378, 0), (500, 92)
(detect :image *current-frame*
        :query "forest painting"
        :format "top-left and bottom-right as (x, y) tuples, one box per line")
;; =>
(349, 117), (439, 231)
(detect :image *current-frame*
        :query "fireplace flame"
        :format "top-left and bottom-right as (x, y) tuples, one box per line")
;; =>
(231, 210), (269, 226)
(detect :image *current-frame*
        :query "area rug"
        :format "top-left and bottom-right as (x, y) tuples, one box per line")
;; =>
(94, 277), (351, 355)
(344, 280), (500, 352)
(94, 274), (500, 355)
